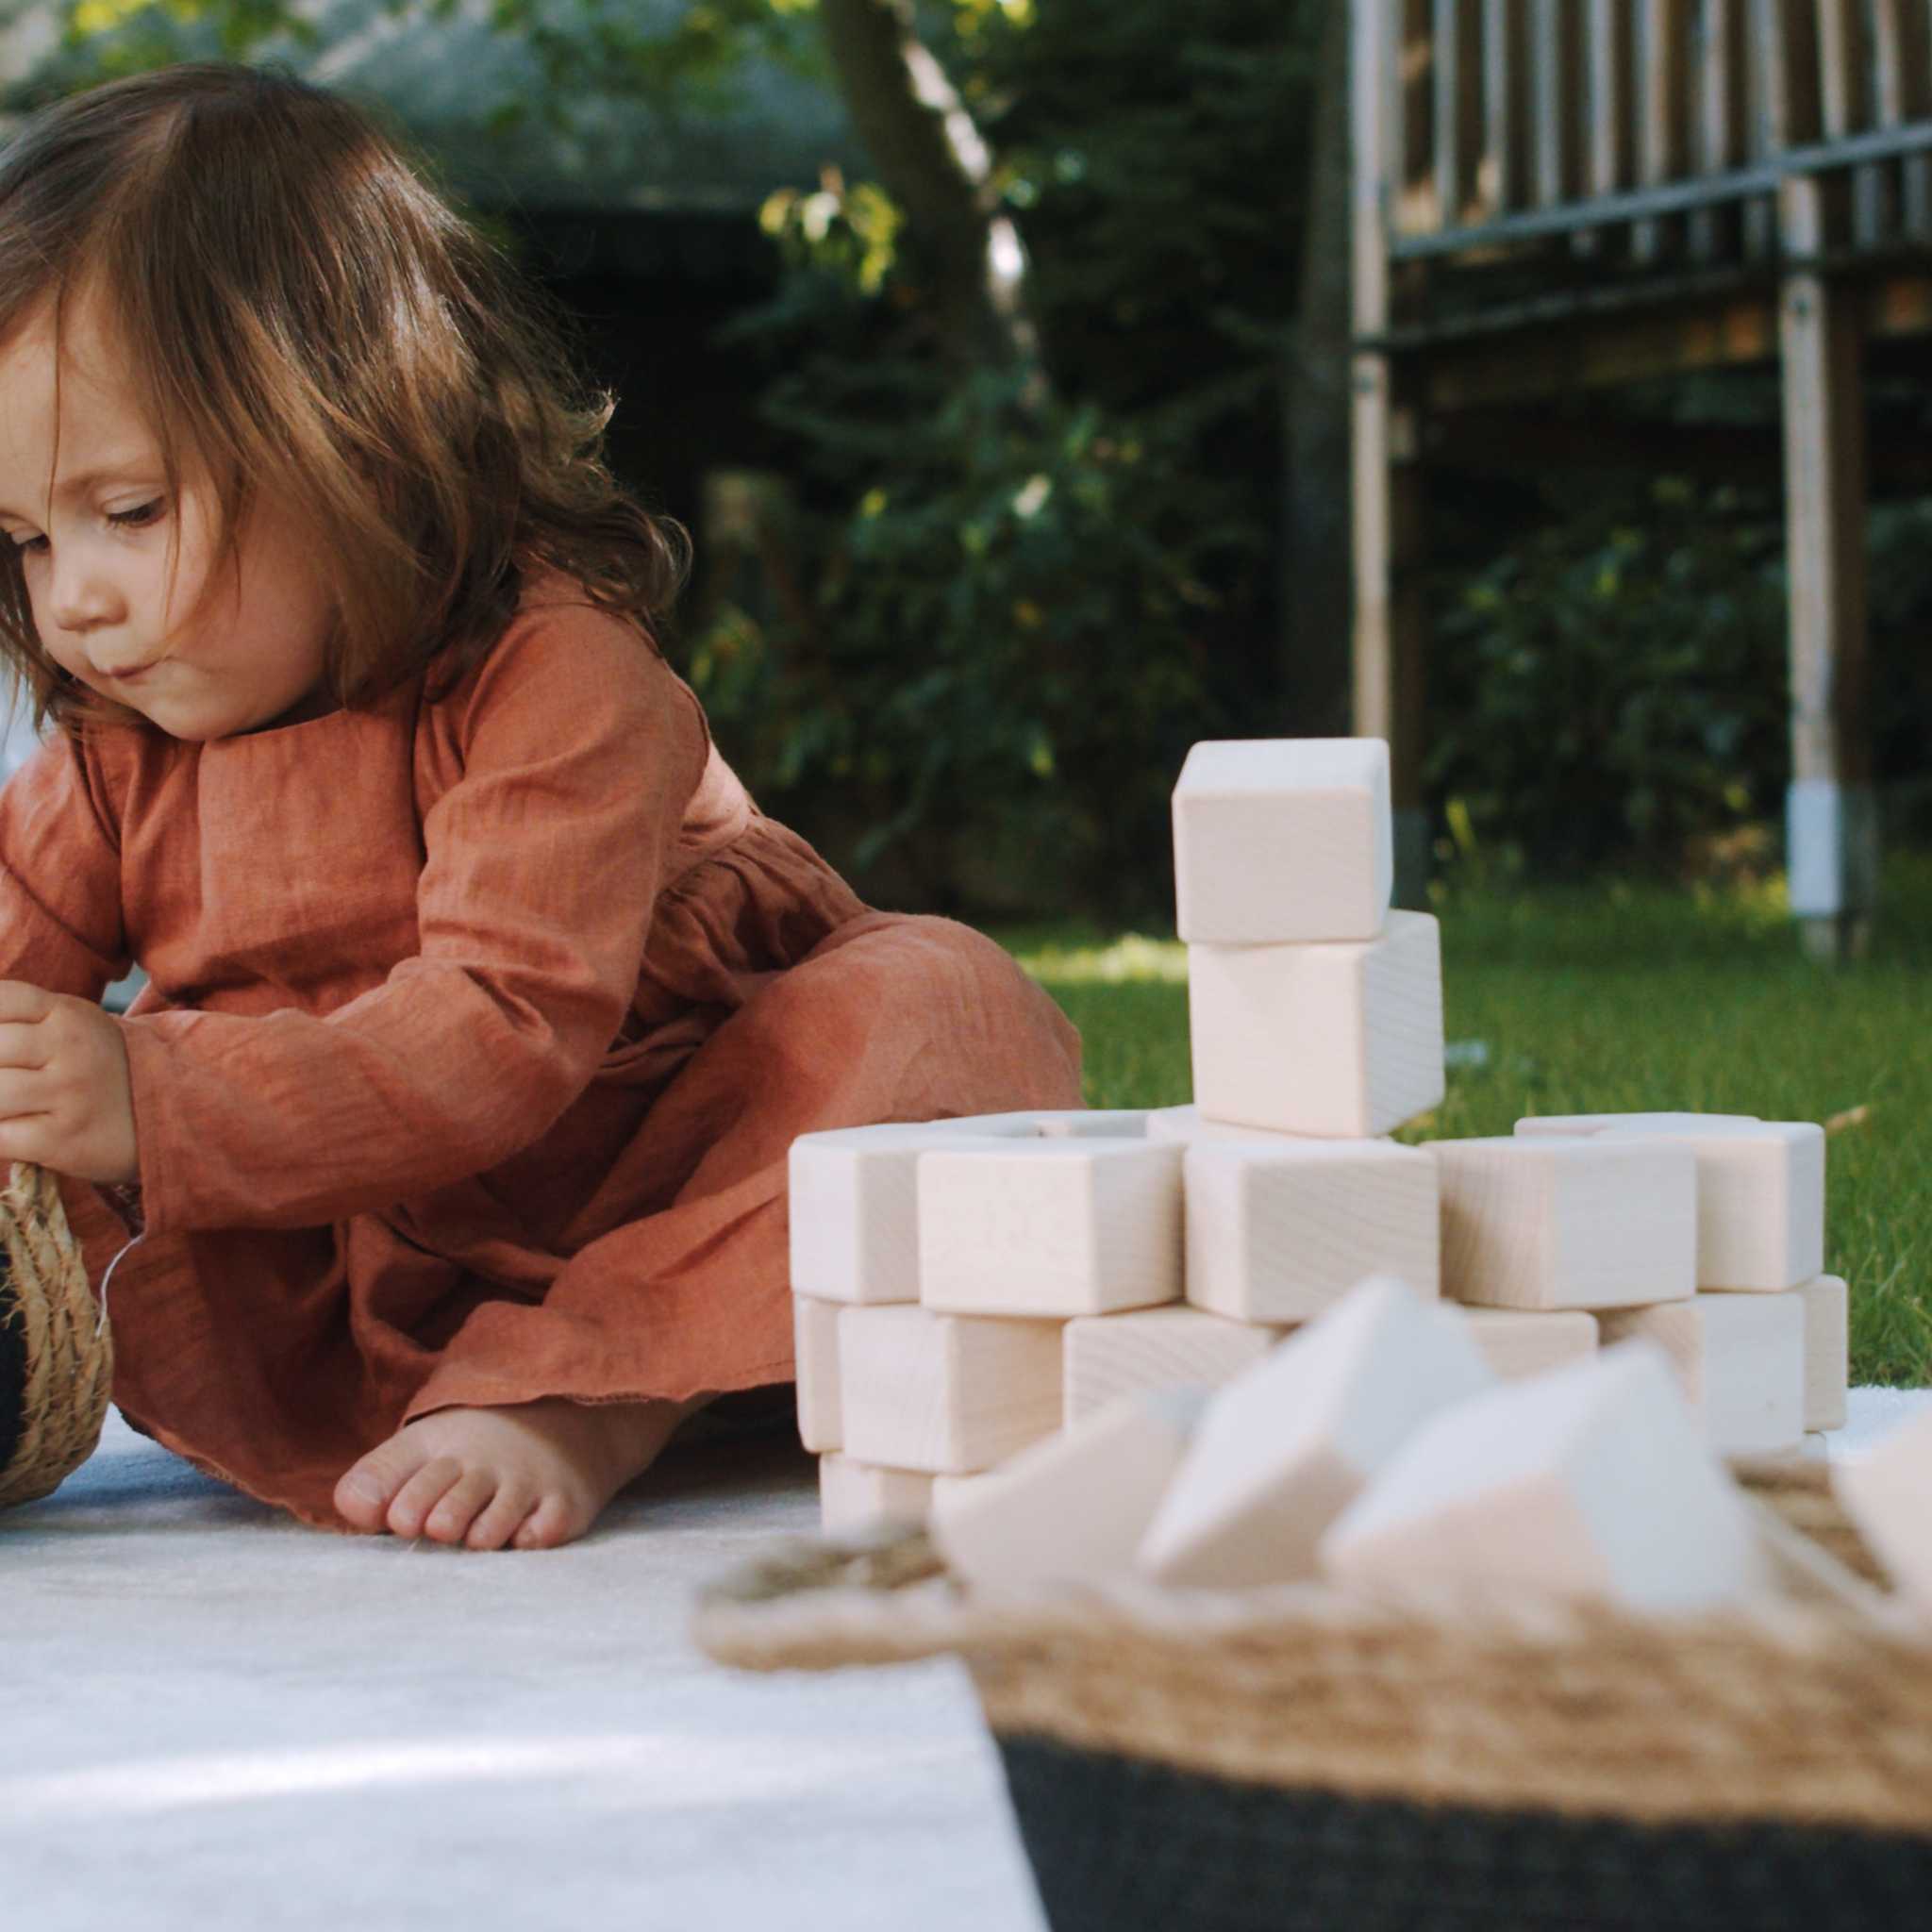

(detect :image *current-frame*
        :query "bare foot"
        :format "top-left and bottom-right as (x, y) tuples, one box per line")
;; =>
(332, 1392), (714, 1551)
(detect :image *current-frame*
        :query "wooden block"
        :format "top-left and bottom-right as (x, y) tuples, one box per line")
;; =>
(1605, 1121), (1826, 1293)
(1145, 1105), (1302, 1147)
(1031, 1109), (1151, 1138)
(1188, 911), (1444, 1139)
(1320, 1341), (1770, 1614)
(1795, 1273), (1849, 1432)
(1433, 1135), (1697, 1311)
(819, 1454), (933, 1534)
(1515, 1111), (1758, 1137)
(1596, 1292), (1805, 1456)
(837, 1304), (1063, 1474)
(1457, 1307), (1600, 1380)
(792, 1293), (843, 1452)
(1172, 738), (1391, 943)
(1835, 1406), (1932, 1607)
(918, 1140), (1183, 1318)
(788, 1121), (1035, 1305)
(931, 1390), (1208, 1590)
(1184, 1138), (1439, 1322)
(1063, 1306), (1282, 1427)
(1136, 1275), (1496, 1589)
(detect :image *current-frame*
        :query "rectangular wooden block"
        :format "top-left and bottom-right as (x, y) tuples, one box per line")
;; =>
(918, 1140), (1183, 1317)
(1063, 1306), (1282, 1426)
(788, 1121), (1034, 1305)
(1515, 1112), (1758, 1136)
(818, 1454), (933, 1534)
(1456, 1307), (1600, 1380)
(1796, 1273), (1849, 1432)
(837, 1303), (1064, 1474)
(1171, 738), (1392, 943)
(1518, 1115), (1824, 1291)
(1596, 1291), (1806, 1456)
(1188, 911), (1444, 1139)
(792, 1293), (843, 1452)
(1184, 1137), (1439, 1322)
(1433, 1135), (1697, 1311)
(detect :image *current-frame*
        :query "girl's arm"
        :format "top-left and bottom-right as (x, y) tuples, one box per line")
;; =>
(115, 609), (709, 1234)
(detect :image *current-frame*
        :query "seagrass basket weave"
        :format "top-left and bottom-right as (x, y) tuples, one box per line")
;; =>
(693, 1459), (1932, 1932)
(0, 1161), (113, 1510)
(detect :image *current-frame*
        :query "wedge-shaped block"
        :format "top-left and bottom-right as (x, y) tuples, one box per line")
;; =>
(1185, 1138), (1439, 1323)
(1824, 1406), (1932, 1606)
(1063, 1306), (1282, 1426)
(1189, 911), (1443, 1139)
(1320, 1341), (1770, 1613)
(1515, 1112), (1757, 1137)
(838, 1304), (1063, 1474)
(919, 1140), (1183, 1317)
(1457, 1307), (1599, 1380)
(819, 1454), (933, 1534)
(932, 1389), (1208, 1590)
(1596, 1292), (1804, 1456)
(1434, 1135), (1696, 1311)
(1146, 1105), (1302, 1147)
(1172, 738), (1391, 944)
(1031, 1109), (1152, 1139)
(1519, 1115), (1822, 1291)
(792, 1294), (843, 1452)
(1136, 1275), (1495, 1589)
(788, 1121), (1036, 1305)
(1796, 1274), (1849, 1432)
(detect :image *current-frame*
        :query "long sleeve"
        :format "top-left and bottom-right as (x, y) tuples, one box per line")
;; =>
(117, 610), (709, 1234)
(0, 729), (131, 1000)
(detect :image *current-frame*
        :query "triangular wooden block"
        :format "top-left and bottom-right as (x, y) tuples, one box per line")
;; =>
(1835, 1407), (1932, 1607)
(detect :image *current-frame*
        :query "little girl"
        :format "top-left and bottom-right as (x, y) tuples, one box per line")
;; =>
(0, 61), (1082, 1551)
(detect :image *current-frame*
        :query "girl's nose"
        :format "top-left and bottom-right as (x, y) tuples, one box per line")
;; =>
(47, 558), (121, 637)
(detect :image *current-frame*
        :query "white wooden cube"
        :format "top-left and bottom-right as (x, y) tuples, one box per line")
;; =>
(1172, 738), (1391, 943)
(918, 1140), (1183, 1318)
(1184, 1138), (1439, 1323)
(1457, 1307), (1600, 1380)
(1515, 1112), (1758, 1137)
(1063, 1306), (1283, 1427)
(1518, 1115), (1824, 1291)
(1433, 1135), (1697, 1311)
(1596, 1291), (1805, 1456)
(1188, 911), (1444, 1139)
(819, 1455), (934, 1533)
(1320, 1341), (1769, 1614)
(789, 1120), (1040, 1305)
(1795, 1273), (1849, 1432)
(1136, 1275), (1496, 1589)
(792, 1294), (843, 1452)
(1833, 1407), (1932, 1607)
(931, 1389), (1208, 1591)
(837, 1304), (1063, 1474)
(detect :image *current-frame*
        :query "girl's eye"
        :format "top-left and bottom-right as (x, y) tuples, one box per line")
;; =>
(8, 500), (163, 557)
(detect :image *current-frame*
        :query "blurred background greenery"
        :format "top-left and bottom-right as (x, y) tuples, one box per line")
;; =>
(11, 0), (1924, 924)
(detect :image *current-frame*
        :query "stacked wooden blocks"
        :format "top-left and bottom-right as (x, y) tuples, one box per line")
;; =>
(788, 737), (1848, 1553)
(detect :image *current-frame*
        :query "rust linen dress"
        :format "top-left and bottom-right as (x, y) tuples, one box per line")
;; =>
(0, 569), (1083, 1530)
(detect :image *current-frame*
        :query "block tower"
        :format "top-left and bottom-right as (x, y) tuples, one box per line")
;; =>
(788, 740), (1846, 1534)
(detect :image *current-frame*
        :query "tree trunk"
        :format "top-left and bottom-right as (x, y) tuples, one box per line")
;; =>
(1280, 0), (1354, 732)
(815, 0), (1051, 412)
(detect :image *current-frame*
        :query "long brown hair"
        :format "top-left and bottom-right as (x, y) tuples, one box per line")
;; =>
(0, 59), (691, 739)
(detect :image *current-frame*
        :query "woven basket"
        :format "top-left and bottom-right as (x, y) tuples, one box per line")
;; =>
(0, 1162), (113, 1510)
(693, 1459), (1932, 1931)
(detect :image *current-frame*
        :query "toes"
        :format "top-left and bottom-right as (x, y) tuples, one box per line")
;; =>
(465, 1482), (540, 1552)
(511, 1494), (577, 1551)
(335, 1441), (432, 1533)
(424, 1469), (500, 1545)
(384, 1457), (466, 1540)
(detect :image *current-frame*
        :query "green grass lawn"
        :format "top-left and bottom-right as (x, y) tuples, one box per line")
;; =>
(992, 852), (1932, 1388)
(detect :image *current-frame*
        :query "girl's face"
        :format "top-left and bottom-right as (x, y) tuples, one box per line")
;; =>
(0, 290), (338, 740)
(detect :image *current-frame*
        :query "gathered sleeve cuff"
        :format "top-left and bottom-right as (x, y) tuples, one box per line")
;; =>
(119, 609), (708, 1234)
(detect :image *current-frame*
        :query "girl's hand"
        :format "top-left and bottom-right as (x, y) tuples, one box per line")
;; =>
(0, 980), (140, 1185)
